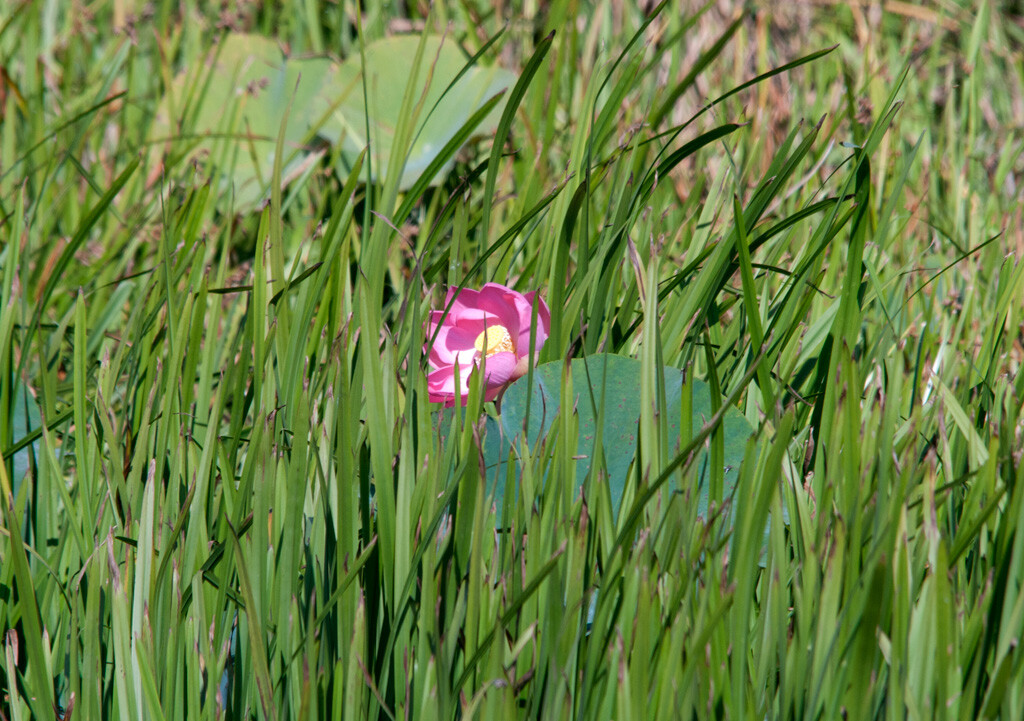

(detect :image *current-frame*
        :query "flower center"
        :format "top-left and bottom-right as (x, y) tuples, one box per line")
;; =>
(474, 325), (514, 357)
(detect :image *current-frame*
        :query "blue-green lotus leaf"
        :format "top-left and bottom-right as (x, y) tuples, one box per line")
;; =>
(495, 355), (754, 517)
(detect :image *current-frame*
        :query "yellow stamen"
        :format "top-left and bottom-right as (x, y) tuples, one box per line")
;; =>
(474, 325), (514, 357)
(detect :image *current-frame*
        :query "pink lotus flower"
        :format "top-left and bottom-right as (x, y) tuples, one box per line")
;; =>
(426, 283), (551, 406)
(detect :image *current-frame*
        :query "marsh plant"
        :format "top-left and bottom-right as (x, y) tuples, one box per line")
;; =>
(1, 1), (1022, 719)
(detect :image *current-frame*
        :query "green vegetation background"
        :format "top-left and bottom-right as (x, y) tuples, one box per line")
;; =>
(1, 0), (1022, 719)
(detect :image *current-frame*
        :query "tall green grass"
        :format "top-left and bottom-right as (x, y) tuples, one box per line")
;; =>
(2, 0), (1023, 719)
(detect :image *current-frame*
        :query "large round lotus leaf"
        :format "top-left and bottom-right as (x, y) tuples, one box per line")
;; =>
(496, 355), (754, 517)
(8, 382), (41, 497)
(314, 35), (516, 189)
(152, 33), (515, 209)
(432, 409), (513, 509)
(150, 34), (331, 209)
